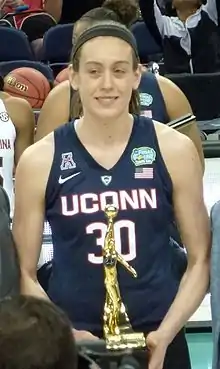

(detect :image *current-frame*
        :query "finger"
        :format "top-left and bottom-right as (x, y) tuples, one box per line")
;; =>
(89, 334), (100, 341)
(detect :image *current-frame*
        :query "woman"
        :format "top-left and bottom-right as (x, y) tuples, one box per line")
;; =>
(139, 0), (220, 73)
(0, 74), (35, 215)
(35, 0), (204, 169)
(13, 19), (210, 369)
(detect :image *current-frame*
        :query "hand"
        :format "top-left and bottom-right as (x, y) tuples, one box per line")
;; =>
(72, 329), (100, 341)
(146, 331), (168, 369)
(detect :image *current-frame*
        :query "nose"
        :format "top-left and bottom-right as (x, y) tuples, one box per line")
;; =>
(101, 70), (113, 90)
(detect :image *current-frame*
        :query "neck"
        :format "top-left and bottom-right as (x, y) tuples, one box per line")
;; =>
(176, 7), (199, 21)
(76, 112), (134, 146)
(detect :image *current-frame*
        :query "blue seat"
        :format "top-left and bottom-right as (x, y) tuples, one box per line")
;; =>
(0, 27), (34, 61)
(42, 24), (73, 64)
(0, 60), (54, 83)
(130, 21), (163, 64)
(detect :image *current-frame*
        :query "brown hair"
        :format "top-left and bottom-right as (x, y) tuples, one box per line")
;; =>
(70, 18), (140, 119)
(0, 296), (77, 369)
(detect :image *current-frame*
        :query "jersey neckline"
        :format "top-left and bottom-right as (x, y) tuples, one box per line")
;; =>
(70, 115), (138, 172)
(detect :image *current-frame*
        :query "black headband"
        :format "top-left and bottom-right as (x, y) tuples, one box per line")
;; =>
(72, 23), (139, 60)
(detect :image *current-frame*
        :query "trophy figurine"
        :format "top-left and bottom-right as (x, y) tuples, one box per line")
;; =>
(103, 204), (146, 351)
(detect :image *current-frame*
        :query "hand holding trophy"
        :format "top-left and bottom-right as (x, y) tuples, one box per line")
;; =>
(103, 204), (146, 351)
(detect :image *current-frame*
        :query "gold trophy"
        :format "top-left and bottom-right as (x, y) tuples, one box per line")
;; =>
(103, 204), (146, 351)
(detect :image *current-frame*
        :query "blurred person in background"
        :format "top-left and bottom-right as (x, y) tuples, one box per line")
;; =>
(139, 0), (220, 73)
(0, 73), (34, 216)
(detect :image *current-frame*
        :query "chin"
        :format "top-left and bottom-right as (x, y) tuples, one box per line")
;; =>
(94, 108), (124, 121)
(93, 100), (128, 120)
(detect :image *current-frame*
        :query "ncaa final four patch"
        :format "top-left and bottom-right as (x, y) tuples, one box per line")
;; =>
(139, 93), (153, 107)
(131, 147), (156, 166)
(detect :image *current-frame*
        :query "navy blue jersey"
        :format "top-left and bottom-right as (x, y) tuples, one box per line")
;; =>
(139, 72), (169, 123)
(45, 115), (178, 334)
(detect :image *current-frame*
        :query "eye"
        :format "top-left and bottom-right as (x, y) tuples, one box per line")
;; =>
(114, 69), (126, 76)
(89, 69), (99, 75)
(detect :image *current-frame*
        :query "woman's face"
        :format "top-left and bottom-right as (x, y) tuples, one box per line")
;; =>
(70, 36), (141, 121)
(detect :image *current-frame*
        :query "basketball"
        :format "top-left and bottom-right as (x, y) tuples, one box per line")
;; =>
(3, 67), (51, 108)
(54, 67), (69, 86)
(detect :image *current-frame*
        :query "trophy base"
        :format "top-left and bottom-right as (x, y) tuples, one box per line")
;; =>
(106, 331), (146, 351)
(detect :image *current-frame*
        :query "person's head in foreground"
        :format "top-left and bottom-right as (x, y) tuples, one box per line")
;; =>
(69, 20), (142, 123)
(0, 295), (77, 369)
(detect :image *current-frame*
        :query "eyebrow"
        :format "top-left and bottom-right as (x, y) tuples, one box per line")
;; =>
(85, 61), (130, 66)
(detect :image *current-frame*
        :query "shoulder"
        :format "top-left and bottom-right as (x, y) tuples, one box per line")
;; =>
(0, 91), (11, 100)
(156, 75), (192, 120)
(16, 133), (54, 177)
(39, 80), (70, 114)
(3, 95), (31, 110)
(35, 80), (70, 141)
(154, 120), (196, 150)
(157, 75), (185, 98)
(3, 95), (34, 128)
(154, 120), (200, 174)
(45, 80), (70, 103)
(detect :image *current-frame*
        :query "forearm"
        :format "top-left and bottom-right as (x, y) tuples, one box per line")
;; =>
(139, 0), (163, 46)
(20, 271), (50, 301)
(158, 260), (209, 344)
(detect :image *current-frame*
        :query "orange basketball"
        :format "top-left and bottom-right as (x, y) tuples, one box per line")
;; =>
(54, 67), (69, 86)
(3, 67), (51, 108)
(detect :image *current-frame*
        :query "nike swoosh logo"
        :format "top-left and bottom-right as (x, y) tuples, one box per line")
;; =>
(58, 172), (81, 184)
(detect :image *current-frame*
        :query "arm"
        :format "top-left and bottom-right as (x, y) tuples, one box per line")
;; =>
(12, 140), (52, 300)
(158, 134), (210, 344)
(43, 0), (63, 22)
(158, 75), (204, 171)
(35, 81), (70, 142)
(139, 0), (174, 45)
(8, 98), (35, 166)
(13, 140), (100, 340)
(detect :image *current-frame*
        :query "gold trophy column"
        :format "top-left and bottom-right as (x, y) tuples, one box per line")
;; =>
(103, 205), (146, 351)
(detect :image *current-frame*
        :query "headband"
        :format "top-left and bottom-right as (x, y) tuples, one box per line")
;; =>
(72, 23), (139, 60)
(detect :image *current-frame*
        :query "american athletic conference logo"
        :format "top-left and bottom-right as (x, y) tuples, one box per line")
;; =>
(0, 111), (9, 122)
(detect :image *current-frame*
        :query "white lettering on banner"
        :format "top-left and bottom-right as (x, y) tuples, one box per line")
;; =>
(61, 188), (157, 216)
(0, 139), (11, 149)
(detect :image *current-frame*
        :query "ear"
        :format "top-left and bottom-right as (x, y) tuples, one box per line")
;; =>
(132, 63), (142, 90)
(68, 64), (79, 91)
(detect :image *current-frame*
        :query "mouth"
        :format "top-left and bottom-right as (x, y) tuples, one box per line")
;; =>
(95, 97), (119, 106)
(96, 97), (118, 100)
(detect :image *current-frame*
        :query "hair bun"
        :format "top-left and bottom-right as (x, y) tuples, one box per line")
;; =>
(103, 0), (139, 27)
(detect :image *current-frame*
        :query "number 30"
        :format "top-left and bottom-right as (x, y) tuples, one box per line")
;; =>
(86, 220), (136, 264)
